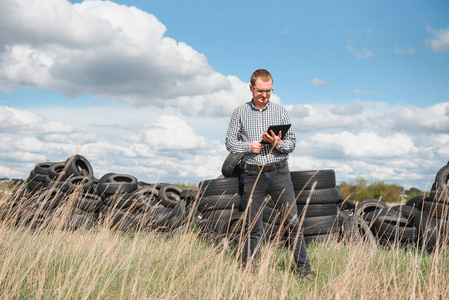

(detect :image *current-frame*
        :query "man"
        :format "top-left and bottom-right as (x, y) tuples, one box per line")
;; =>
(225, 69), (312, 277)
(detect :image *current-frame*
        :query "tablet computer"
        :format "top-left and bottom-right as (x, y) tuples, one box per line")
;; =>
(261, 124), (291, 144)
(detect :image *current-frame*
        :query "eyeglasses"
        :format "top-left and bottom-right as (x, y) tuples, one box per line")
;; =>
(252, 86), (273, 94)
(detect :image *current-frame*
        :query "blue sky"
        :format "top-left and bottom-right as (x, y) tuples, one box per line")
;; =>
(0, 0), (448, 192)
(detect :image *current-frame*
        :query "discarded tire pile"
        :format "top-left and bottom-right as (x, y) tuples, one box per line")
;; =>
(194, 177), (243, 241)
(352, 162), (449, 252)
(0, 155), (188, 234)
(2, 152), (448, 252)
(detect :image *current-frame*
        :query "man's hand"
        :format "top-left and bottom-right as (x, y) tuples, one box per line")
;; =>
(250, 141), (263, 154)
(262, 130), (282, 147)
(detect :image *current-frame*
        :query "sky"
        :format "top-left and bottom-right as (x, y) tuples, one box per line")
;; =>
(0, 0), (448, 192)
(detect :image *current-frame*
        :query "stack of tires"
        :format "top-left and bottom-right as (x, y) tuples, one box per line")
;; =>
(291, 169), (344, 244)
(194, 177), (243, 241)
(412, 163), (449, 251)
(25, 161), (58, 194)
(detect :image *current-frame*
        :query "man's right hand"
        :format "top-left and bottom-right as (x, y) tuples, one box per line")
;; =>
(250, 141), (263, 154)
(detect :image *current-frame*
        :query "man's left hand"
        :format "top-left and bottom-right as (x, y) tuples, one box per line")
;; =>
(262, 130), (282, 147)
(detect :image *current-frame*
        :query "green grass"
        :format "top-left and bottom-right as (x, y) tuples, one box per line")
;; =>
(0, 224), (448, 299)
(0, 181), (448, 299)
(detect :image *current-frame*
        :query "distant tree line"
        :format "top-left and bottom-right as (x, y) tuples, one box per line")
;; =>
(337, 177), (426, 203)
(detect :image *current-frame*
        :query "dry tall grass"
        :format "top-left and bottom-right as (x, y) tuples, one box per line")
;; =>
(0, 183), (448, 299)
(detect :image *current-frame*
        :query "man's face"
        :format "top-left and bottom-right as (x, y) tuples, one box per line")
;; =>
(250, 78), (272, 109)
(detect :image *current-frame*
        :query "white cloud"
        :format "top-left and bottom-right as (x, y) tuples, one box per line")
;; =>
(0, 165), (23, 178)
(354, 88), (379, 95)
(0, 105), (74, 134)
(392, 102), (449, 133)
(426, 24), (449, 53)
(1, 100), (448, 190)
(393, 45), (415, 55)
(304, 131), (415, 158)
(329, 103), (364, 116)
(289, 104), (361, 132)
(308, 78), (331, 86)
(345, 39), (374, 58)
(141, 115), (209, 150)
(0, 0), (249, 116)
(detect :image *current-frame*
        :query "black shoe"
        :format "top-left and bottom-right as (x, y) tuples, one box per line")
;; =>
(296, 270), (314, 280)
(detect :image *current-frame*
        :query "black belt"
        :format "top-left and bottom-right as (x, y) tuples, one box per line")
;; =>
(244, 160), (288, 173)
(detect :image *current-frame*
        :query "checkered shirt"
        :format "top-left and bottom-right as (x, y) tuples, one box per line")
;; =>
(225, 100), (296, 166)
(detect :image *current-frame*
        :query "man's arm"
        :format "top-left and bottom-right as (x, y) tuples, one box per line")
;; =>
(225, 109), (252, 154)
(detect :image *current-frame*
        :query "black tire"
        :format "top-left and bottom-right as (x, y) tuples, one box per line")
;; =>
(35, 188), (65, 210)
(44, 175), (69, 190)
(297, 203), (338, 218)
(295, 188), (340, 205)
(199, 177), (240, 197)
(406, 196), (426, 210)
(180, 189), (199, 206)
(159, 184), (183, 208)
(65, 154), (94, 178)
(99, 173), (116, 185)
(340, 212), (377, 248)
(155, 204), (186, 232)
(71, 193), (102, 213)
(196, 193), (241, 212)
(198, 209), (243, 234)
(48, 162), (68, 181)
(64, 176), (95, 193)
(355, 198), (388, 216)
(363, 207), (414, 228)
(372, 221), (417, 244)
(422, 200), (449, 220)
(63, 213), (95, 230)
(29, 169), (47, 182)
(103, 192), (154, 212)
(215, 211), (244, 235)
(390, 205), (417, 220)
(201, 208), (238, 222)
(104, 211), (140, 232)
(413, 210), (449, 252)
(301, 213), (344, 236)
(26, 177), (47, 192)
(142, 205), (176, 229)
(33, 162), (57, 175)
(290, 169), (336, 190)
(221, 153), (244, 178)
(435, 163), (449, 192)
(121, 186), (161, 211)
(97, 174), (138, 196)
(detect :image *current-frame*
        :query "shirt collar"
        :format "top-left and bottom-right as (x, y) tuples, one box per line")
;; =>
(250, 99), (270, 111)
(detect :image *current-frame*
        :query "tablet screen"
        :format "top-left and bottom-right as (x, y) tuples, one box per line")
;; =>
(261, 124), (291, 144)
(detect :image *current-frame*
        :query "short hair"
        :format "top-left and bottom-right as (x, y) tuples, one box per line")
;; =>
(250, 69), (273, 86)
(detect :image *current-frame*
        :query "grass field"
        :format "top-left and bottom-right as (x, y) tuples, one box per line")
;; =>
(0, 182), (448, 299)
(0, 220), (448, 299)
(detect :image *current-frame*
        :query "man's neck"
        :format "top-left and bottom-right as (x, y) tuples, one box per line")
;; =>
(252, 99), (268, 110)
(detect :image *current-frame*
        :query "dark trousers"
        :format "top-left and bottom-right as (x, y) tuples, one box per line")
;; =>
(240, 165), (311, 273)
